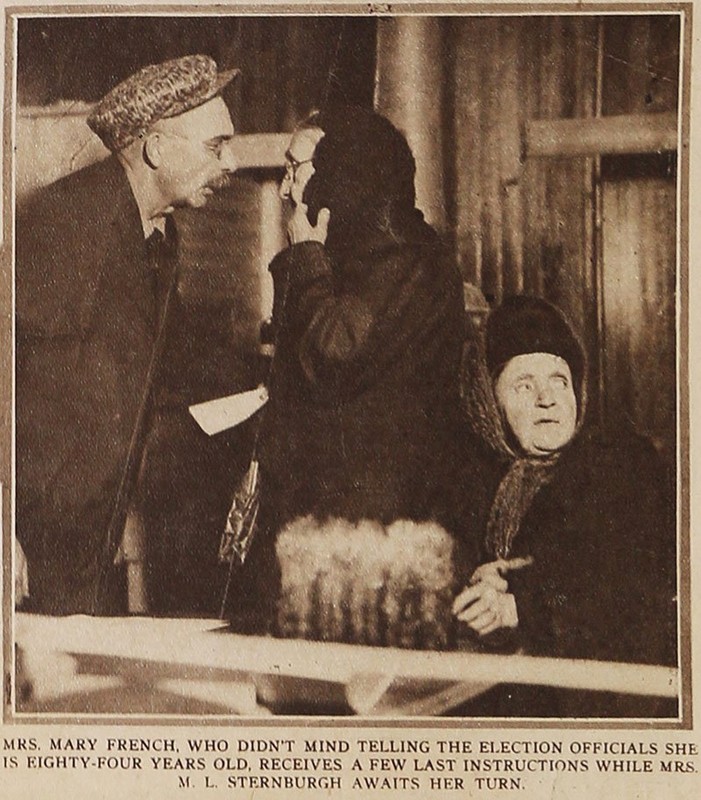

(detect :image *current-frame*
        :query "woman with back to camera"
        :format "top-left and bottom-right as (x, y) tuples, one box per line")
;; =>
(452, 295), (677, 716)
(231, 105), (480, 628)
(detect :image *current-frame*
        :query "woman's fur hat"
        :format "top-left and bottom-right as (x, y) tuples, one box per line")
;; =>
(486, 295), (585, 404)
(301, 105), (418, 236)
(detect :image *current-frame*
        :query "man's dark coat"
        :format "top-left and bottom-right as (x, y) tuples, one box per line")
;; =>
(16, 156), (172, 614)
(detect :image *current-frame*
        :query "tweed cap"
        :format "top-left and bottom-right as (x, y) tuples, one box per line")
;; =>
(87, 54), (240, 152)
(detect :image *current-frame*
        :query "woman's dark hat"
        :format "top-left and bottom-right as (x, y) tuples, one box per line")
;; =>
(486, 295), (585, 396)
(301, 105), (417, 227)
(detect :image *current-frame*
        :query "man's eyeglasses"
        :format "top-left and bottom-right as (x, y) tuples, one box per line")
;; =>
(203, 139), (231, 160)
(284, 155), (314, 181)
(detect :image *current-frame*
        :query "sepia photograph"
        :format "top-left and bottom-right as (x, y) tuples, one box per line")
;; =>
(1, 1), (698, 797)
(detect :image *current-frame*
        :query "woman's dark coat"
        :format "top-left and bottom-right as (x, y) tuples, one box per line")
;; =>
(453, 302), (678, 715)
(232, 219), (466, 626)
(460, 422), (678, 718)
(505, 424), (676, 668)
(258, 223), (465, 529)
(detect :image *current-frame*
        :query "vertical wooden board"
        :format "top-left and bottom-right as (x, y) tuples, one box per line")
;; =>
(499, 18), (525, 296)
(502, 183), (524, 296)
(236, 19), (277, 133)
(644, 15), (681, 113)
(602, 16), (653, 117)
(478, 19), (505, 302)
(572, 18), (601, 419)
(540, 20), (579, 326)
(602, 181), (637, 421)
(601, 177), (676, 456)
(529, 16), (570, 304)
(278, 18), (305, 132)
(375, 17), (447, 230)
(450, 18), (488, 285)
(538, 20), (597, 344)
(521, 18), (547, 297)
(572, 17), (599, 309)
(287, 19), (342, 125)
(637, 179), (677, 455)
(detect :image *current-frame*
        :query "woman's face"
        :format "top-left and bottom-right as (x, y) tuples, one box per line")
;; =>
(279, 126), (325, 206)
(494, 352), (577, 456)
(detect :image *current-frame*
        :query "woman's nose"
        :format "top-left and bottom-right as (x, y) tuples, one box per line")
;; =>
(536, 383), (556, 407)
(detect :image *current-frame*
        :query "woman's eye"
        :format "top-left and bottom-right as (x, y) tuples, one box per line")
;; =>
(551, 376), (568, 389)
(514, 381), (533, 394)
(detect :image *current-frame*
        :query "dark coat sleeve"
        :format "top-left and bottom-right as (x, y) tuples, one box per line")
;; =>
(268, 239), (461, 402)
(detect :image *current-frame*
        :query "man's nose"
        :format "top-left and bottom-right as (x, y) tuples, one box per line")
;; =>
(219, 144), (238, 173)
(279, 174), (291, 200)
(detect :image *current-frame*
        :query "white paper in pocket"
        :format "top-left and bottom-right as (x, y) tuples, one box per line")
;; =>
(189, 385), (269, 435)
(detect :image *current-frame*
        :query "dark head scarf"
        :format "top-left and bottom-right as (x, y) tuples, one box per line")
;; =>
(463, 295), (587, 558)
(301, 105), (426, 255)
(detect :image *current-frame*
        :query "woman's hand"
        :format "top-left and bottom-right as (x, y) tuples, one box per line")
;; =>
(452, 557), (531, 636)
(452, 581), (518, 636)
(288, 203), (330, 245)
(469, 556), (533, 591)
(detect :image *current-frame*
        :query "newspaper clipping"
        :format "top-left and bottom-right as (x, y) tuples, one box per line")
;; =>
(2, 1), (699, 798)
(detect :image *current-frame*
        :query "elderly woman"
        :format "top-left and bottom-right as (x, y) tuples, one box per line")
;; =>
(453, 295), (677, 716)
(232, 106), (468, 626)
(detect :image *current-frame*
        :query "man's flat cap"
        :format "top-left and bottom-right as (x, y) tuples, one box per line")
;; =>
(87, 54), (240, 152)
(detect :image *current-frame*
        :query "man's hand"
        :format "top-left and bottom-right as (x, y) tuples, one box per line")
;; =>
(15, 538), (29, 607)
(288, 203), (330, 245)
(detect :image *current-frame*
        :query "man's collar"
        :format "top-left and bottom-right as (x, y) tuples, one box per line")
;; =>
(143, 216), (167, 239)
(120, 160), (169, 239)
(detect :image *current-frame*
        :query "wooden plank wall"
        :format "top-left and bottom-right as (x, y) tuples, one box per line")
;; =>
(599, 16), (679, 456)
(441, 14), (679, 453)
(446, 15), (599, 337)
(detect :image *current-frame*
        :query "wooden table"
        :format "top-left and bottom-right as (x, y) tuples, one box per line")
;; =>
(13, 614), (678, 717)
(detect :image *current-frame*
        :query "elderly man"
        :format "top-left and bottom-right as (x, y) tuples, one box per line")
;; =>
(15, 55), (239, 615)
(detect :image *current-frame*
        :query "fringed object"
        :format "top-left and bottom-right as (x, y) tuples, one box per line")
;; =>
(275, 517), (456, 650)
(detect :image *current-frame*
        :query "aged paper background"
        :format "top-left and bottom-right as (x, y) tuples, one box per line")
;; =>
(2, 1), (700, 798)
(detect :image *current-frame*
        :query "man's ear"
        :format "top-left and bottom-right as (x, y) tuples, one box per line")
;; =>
(142, 132), (162, 169)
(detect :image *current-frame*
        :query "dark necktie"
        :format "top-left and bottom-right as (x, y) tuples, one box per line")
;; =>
(145, 228), (165, 260)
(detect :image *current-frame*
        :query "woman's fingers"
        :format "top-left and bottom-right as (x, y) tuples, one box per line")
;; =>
(473, 571), (508, 593)
(477, 616), (503, 636)
(452, 583), (484, 614)
(457, 603), (497, 629)
(454, 581), (519, 634)
(454, 584), (498, 619)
